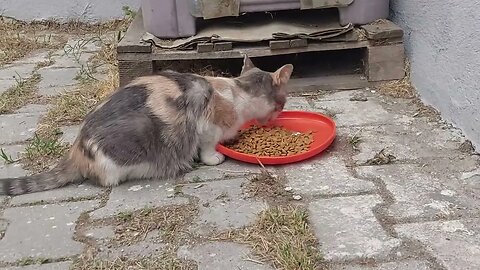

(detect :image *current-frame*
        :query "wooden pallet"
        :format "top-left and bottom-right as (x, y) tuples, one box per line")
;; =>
(117, 11), (405, 88)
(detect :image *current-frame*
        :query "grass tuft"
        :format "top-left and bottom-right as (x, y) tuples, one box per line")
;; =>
(218, 206), (323, 270)
(0, 73), (41, 114)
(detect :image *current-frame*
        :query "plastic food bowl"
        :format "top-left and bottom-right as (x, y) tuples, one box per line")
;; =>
(216, 111), (336, 165)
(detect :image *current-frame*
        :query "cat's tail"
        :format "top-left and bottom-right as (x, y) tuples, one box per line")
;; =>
(0, 158), (83, 196)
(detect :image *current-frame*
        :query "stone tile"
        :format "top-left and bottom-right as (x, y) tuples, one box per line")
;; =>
(0, 64), (36, 81)
(0, 113), (42, 144)
(0, 163), (27, 179)
(317, 89), (375, 101)
(85, 226), (115, 240)
(14, 51), (49, 65)
(183, 160), (261, 183)
(284, 97), (315, 111)
(98, 241), (166, 259)
(312, 96), (413, 127)
(0, 200), (99, 263)
(395, 219), (480, 270)
(37, 67), (79, 96)
(10, 183), (104, 206)
(284, 155), (375, 196)
(178, 242), (273, 270)
(182, 178), (265, 235)
(14, 104), (48, 114)
(0, 219), (8, 232)
(309, 195), (401, 261)
(0, 145), (26, 190)
(89, 180), (188, 219)
(333, 260), (431, 270)
(59, 125), (80, 145)
(357, 161), (480, 220)
(38, 84), (78, 97)
(353, 120), (464, 164)
(0, 261), (72, 270)
(0, 144), (25, 161)
(49, 52), (95, 69)
(0, 80), (16, 94)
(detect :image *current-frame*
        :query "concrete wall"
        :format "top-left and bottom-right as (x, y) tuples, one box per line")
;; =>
(0, 0), (140, 23)
(390, 1), (480, 149)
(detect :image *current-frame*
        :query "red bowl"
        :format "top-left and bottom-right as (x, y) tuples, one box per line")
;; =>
(216, 111), (336, 165)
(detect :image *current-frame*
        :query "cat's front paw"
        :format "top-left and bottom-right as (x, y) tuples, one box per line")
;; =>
(200, 151), (225, 166)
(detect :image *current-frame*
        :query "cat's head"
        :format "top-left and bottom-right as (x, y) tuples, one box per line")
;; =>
(237, 55), (293, 124)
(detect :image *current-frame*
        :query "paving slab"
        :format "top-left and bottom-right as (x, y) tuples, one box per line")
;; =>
(10, 183), (104, 206)
(395, 219), (480, 270)
(98, 241), (166, 260)
(0, 200), (99, 263)
(85, 226), (115, 240)
(312, 96), (413, 127)
(316, 89), (375, 101)
(0, 80), (16, 95)
(0, 261), (72, 270)
(49, 52), (95, 69)
(59, 125), (80, 145)
(0, 144), (25, 161)
(0, 163), (28, 179)
(284, 97), (315, 111)
(332, 260), (431, 270)
(183, 160), (262, 183)
(14, 104), (48, 115)
(309, 195), (401, 261)
(89, 180), (188, 219)
(37, 67), (79, 97)
(0, 113), (42, 144)
(0, 64), (36, 81)
(284, 155), (375, 196)
(182, 178), (266, 235)
(357, 161), (480, 221)
(14, 51), (49, 65)
(353, 120), (465, 164)
(178, 242), (274, 270)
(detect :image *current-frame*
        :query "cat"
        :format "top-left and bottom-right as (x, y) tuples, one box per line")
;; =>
(0, 55), (293, 196)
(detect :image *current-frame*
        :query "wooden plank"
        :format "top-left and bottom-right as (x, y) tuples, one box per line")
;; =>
(150, 40), (370, 61)
(197, 43), (214, 53)
(290, 39), (308, 48)
(213, 42), (233, 51)
(361, 20), (404, 41)
(117, 9), (152, 54)
(270, 40), (290, 50)
(366, 44), (405, 81)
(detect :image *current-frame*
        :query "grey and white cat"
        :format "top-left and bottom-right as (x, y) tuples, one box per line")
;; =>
(0, 55), (293, 195)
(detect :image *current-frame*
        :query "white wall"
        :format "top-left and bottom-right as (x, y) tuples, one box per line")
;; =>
(0, 0), (140, 23)
(390, 0), (480, 149)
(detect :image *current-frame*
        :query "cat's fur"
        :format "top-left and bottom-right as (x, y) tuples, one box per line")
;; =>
(0, 55), (293, 195)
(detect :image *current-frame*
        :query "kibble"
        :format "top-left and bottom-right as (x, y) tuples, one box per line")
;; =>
(226, 126), (313, 157)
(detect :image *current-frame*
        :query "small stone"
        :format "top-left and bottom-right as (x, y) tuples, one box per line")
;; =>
(284, 186), (293, 192)
(292, 195), (302, 200)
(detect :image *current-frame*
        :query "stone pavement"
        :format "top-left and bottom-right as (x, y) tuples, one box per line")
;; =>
(1, 39), (480, 270)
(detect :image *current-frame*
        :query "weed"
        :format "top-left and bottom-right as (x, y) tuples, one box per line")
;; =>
(0, 73), (41, 114)
(0, 148), (16, 164)
(348, 130), (362, 151)
(217, 206), (323, 270)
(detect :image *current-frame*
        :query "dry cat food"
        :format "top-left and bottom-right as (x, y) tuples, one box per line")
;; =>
(226, 126), (313, 156)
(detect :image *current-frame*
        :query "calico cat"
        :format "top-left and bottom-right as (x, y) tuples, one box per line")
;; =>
(0, 55), (293, 195)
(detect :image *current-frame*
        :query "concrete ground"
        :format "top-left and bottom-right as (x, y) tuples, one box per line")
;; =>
(0, 36), (480, 270)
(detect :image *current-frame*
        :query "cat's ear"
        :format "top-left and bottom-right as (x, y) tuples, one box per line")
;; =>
(272, 64), (294, 86)
(240, 55), (255, 75)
